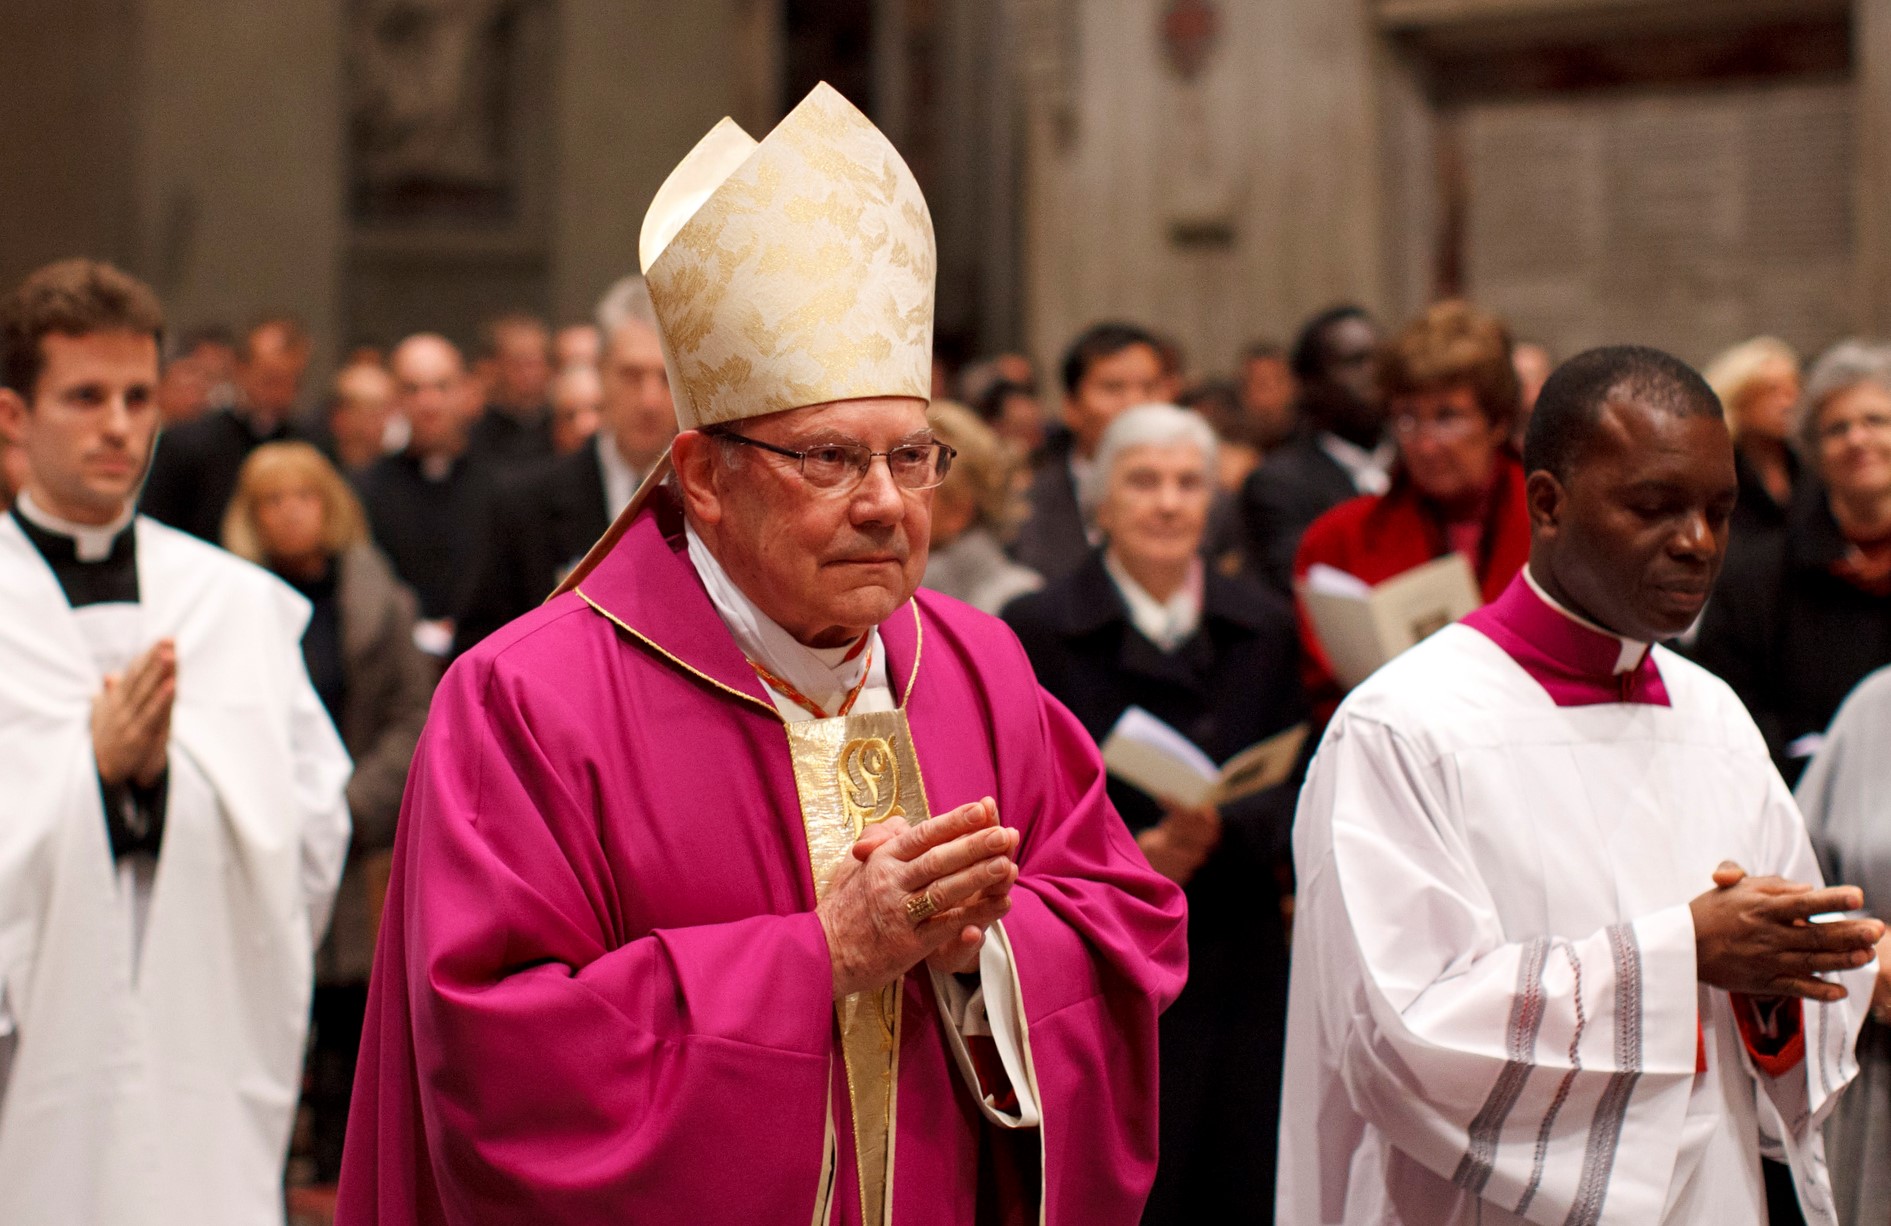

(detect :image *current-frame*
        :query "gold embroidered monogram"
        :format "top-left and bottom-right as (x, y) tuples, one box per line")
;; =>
(784, 709), (932, 1226)
(839, 737), (905, 833)
(638, 83), (935, 431)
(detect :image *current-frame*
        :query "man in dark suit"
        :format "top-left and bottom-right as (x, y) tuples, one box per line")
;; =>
(1239, 305), (1389, 593)
(1011, 322), (1169, 582)
(465, 312), (556, 475)
(355, 334), (495, 652)
(450, 446), (607, 656)
(452, 277), (675, 655)
(140, 316), (311, 540)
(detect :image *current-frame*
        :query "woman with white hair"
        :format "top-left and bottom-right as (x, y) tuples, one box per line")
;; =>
(1694, 339), (1891, 786)
(1703, 335), (1803, 545)
(1003, 403), (1304, 1225)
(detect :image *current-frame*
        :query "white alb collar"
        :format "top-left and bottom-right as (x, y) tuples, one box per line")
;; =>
(1316, 431), (1395, 496)
(684, 521), (889, 720)
(14, 490), (134, 563)
(1067, 451), (1101, 546)
(1103, 550), (1203, 653)
(1523, 564), (1649, 674)
(595, 431), (646, 519)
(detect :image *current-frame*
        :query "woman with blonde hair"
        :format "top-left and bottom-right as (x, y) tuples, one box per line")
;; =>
(1703, 335), (1802, 544)
(921, 401), (1043, 614)
(222, 440), (436, 1181)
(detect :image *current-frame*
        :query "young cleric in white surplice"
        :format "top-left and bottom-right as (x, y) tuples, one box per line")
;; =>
(1278, 346), (1884, 1226)
(0, 260), (350, 1225)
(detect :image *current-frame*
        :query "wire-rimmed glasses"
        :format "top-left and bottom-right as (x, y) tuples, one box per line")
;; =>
(710, 429), (957, 491)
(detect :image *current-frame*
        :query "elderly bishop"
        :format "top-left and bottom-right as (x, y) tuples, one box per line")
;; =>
(339, 84), (1187, 1225)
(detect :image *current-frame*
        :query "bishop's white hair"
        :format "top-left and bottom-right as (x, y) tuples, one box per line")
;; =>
(1079, 403), (1219, 519)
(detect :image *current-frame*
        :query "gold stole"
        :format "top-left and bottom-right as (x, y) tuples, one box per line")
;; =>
(786, 708), (932, 1226)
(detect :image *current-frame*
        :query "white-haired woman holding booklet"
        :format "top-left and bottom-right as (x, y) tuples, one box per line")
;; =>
(1001, 402), (1307, 1226)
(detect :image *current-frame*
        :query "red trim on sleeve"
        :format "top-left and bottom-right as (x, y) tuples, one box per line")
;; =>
(965, 1034), (1020, 1113)
(1730, 994), (1806, 1078)
(1695, 1022), (1707, 1074)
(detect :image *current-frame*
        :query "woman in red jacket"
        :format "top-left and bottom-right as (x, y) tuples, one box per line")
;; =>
(1293, 299), (1532, 705)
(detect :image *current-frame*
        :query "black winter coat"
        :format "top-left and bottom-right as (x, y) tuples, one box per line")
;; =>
(453, 443), (611, 656)
(1002, 551), (1305, 1225)
(1691, 482), (1891, 786)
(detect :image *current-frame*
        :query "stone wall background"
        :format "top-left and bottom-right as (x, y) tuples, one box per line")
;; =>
(4, 0), (1887, 388)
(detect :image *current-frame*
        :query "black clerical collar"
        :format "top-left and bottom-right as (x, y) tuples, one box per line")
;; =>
(11, 494), (139, 608)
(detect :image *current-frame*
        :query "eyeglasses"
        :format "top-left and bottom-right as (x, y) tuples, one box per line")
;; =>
(711, 429), (957, 491)
(1390, 408), (1485, 442)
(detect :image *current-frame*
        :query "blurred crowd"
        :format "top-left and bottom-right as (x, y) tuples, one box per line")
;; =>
(3, 270), (1888, 1224)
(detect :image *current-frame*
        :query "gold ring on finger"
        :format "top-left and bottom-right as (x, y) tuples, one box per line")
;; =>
(904, 889), (939, 925)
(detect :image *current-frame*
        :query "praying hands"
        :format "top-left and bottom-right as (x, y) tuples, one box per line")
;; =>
(1691, 861), (1886, 1002)
(90, 639), (175, 788)
(817, 797), (1019, 998)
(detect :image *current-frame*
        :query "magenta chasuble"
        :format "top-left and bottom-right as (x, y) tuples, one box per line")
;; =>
(335, 493), (1188, 1224)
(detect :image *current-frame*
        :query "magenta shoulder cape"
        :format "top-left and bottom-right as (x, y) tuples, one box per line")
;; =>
(335, 494), (1187, 1224)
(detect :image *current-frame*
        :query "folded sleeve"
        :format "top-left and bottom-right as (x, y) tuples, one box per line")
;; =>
(929, 929), (1041, 1128)
(283, 602), (353, 948)
(1743, 766), (1874, 1206)
(988, 683), (1189, 1222)
(1303, 715), (1703, 1226)
(343, 659), (839, 1223)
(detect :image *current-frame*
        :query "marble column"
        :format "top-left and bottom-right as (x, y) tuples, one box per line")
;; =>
(134, 0), (346, 372)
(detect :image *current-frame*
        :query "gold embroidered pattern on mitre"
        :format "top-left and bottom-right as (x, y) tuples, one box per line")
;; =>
(640, 82), (935, 430)
(785, 708), (932, 1226)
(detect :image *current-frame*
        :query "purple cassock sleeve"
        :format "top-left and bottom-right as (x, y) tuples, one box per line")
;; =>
(338, 656), (840, 1223)
(336, 586), (1188, 1225)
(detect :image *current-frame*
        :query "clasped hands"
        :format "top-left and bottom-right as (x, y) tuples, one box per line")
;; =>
(91, 640), (175, 788)
(1690, 861), (1885, 1003)
(816, 797), (1019, 1000)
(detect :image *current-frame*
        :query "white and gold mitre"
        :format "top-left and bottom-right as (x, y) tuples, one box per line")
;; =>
(638, 82), (936, 429)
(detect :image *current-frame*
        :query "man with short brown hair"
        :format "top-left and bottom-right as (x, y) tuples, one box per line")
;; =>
(356, 333), (494, 650)
(0, 258), (349, 1223)
(1010, 322), (1169, 583)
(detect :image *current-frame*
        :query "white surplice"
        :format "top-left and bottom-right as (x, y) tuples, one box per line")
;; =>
(1278, 576), (1874, 1226)
(0, 513), (351, 1225)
